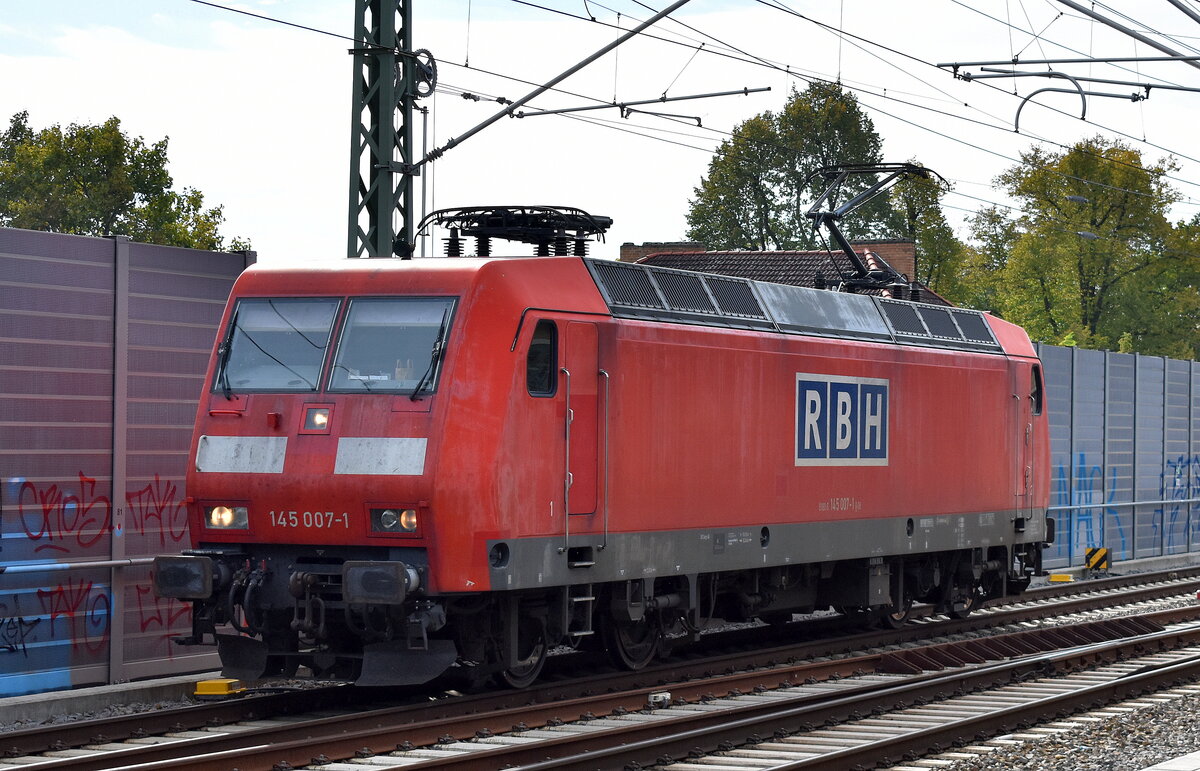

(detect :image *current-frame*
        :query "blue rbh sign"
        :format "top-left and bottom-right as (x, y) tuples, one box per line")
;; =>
(795, 374), (889, 466)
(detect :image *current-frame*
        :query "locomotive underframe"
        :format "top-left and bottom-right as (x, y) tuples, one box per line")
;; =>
(160, 508), (1046, 686)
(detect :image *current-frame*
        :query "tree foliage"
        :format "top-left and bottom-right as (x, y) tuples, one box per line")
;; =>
(0, 111), (248, 251)
(685, 90), (1199, 357)
(687, 82), (896, 251)
(685, 83), (969, 300)
(967, 137), (1200, 358)
(889, 172), (966, 298)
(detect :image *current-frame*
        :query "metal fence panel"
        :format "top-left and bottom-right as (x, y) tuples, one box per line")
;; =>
(1071, 348), (1106, 557)
(1105, 352), (1136, 560)
(1026, 345), (1198, 569)
(1038, 343), (1073, 567)
(1162, 358), (1192, 554)
(0, 228), (249, 696)
(1135, 356), (1166, 558)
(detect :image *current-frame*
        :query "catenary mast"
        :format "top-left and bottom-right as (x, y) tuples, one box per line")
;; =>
(346, 0), (423, 259)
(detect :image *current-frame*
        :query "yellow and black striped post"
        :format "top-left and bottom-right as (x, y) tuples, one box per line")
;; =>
(1085, 547), (1111, 575)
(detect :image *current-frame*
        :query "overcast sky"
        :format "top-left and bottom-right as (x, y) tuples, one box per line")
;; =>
(3, 0), (1200, 262)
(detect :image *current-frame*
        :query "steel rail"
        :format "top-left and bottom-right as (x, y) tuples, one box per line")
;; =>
(11, 568), (1200, 767)
(154, 614), (1200, 771)
(43, 607), (1200, 771)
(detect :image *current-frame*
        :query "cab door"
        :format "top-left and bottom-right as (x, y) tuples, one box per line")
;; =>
(1014, 361), (1044, 521)
(561, 322), (598, 516)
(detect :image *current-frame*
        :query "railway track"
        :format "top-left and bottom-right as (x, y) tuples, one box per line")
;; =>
(5, 568), (1200, 771)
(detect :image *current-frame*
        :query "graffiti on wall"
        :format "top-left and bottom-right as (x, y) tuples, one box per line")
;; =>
(1052, 452), (1200, 561)
(16, 473), (112, 554)
(0, 595), (40, 656)
(1053, 452), (1127, 558)
(0, 581), (111, 658)
(2, 471), (194, 673)
(134, 585), (192, 652)
(125, 475), (189, 548)
(12, 473), (191, 554)
(37, 578), (111, 654)
(1159, 454), (1200, 553)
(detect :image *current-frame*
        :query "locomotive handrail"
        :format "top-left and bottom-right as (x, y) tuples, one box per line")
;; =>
(0, 557), (154, 575)
(560, 366), (572, 554)
(599, 368), (611, 551)
(1048, 497), (1200, 512)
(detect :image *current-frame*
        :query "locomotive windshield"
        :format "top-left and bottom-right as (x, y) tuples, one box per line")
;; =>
(328, 297), (455, 393)
(215, 298), (339, 393)
(213, 296), (457, 395)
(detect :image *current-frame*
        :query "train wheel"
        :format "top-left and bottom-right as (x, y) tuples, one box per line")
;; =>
(947, 586), (979, 619)
(500, 615), (547, 688)
(876, 593), (913, 629)
(602, 611), (661, 670)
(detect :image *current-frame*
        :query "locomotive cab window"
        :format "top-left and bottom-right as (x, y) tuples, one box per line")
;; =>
(1031, 364), (1044, 415)
(214, 298), (340, 393)
(527, 320), (557, 396)
(328, 297), (456, 394)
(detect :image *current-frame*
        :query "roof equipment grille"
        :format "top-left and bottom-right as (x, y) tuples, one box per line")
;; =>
(919, 306), (963, 340)
(586, 260), (769, 328)
(590, 260), (664, 309)
(655, 271), (716, 314)
(879, 300), (928, 336)
(952, 310), (996, 344)
(584, 259), (1001, 352)
(708, 277), (765, 317)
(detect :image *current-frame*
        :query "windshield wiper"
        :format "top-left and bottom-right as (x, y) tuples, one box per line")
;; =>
(410, 306), (451, 401)
(216, 309), (239, 400)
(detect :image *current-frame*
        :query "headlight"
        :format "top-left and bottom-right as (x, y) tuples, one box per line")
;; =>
(371, 507), (418, 534)
(153, 556), (213, 599)
(343, 561), (419, 604)
(304, 407), (331, 432)
(206, 505), (249, 530)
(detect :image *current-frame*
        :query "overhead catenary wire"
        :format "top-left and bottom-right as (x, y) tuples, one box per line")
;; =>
(1052, 0), (1200, 71)
(757, 0), (1200, 179)
(195, 0), (1200, 202)
(183, 0), (1200, 225)
(417, 0), (693, 168)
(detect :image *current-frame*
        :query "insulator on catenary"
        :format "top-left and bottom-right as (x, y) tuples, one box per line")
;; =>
(444, 228), (462, 257)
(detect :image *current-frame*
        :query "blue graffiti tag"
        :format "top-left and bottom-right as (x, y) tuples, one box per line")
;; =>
(1053, 453), (1127, 561)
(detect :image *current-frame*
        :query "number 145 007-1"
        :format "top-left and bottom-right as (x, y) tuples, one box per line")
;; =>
(269, 511), (349, 528)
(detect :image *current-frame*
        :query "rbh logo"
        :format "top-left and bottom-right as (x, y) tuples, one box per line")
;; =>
(795, 374), (889, 466)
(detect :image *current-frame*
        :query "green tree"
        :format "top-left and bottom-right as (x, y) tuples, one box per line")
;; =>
(889, 171), (967, 298)
(0, 111), (248, 251)
(774, 81), (894, 246)
(958, 206), (1019, 313)
(685, 115), (783, 251)
(686, 82), (900, 251)
(982, 136), (1198, 357)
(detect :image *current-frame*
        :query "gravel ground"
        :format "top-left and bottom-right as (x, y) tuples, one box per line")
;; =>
(0, 698), (195, 732)
(929, 690), (1200, 771)
(0, 677), (332, 733)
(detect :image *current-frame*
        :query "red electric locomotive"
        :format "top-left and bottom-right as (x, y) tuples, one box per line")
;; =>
(155, 203), (1051, 687)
